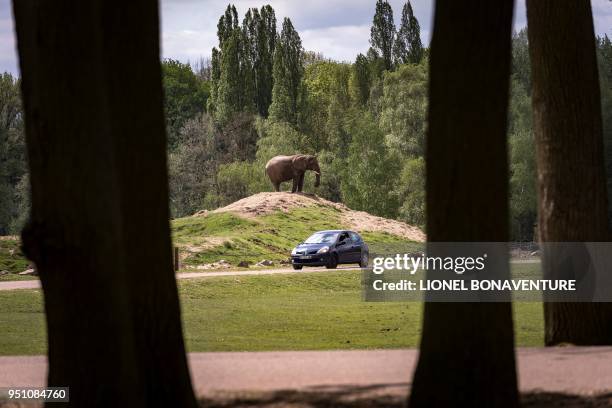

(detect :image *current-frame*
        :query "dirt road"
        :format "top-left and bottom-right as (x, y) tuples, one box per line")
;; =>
(1, 347), (612, 397)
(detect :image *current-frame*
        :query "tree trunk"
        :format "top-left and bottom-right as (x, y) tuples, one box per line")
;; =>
(526, 0), (612, 345)
(12, 1), (198, 407)
(409, 1), (518, 407)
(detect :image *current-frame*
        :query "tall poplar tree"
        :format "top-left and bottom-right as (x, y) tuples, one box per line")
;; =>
(243, 5), (277, 117)
(206, 47), (221, 114)
(216, 29), (254, 124)
(214, 5), (255, 124)
(217, 4), (239, 49)
(393, 1), (423, 65)
(257, 5), (277, 116)
(370, 0), (396, 71)
(269, 17), (303, 125)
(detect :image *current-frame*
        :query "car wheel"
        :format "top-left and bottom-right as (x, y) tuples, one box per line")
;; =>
(326, 254), (338, 269)
(359, 252), (369, 268)
(293, 264), (303, 270)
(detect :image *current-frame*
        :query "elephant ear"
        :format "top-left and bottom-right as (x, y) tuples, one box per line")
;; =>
(292, 154), (308, 171)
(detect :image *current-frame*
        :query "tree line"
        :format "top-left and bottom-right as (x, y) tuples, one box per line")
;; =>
(163, 0), (430, 228)
(3, 0), (612, 242)
(160, 1), (612, 243)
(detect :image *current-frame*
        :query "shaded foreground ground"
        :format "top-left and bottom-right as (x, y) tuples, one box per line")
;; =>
(1, 348), (612, 407)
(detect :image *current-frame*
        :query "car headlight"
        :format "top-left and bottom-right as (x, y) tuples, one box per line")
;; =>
(291, 247), (298, 255)
(317, 246), (329, 254)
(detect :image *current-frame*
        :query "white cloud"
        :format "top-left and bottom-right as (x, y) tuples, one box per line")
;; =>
(162, 29), (217, 63)
(300, 25), (370, 62)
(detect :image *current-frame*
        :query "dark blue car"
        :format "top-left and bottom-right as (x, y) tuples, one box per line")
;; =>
(291, 230), (369, 270)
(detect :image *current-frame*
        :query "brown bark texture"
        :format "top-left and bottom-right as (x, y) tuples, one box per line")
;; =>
(12, 1), (198, 406)
(409, 0), (519, 407)
(527, 0), (612, 345)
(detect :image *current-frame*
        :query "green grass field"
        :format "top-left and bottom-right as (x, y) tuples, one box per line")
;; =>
(0, 269), (543, 356)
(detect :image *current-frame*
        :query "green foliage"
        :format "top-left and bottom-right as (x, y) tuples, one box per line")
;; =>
(0, 238), (29, 274)
(255, 118), (307, 163)
(341, 110), (400, 218)
(366, 48), (386, 81)
(161, 59), (208, 148)
(509, 129), (536, 239)
(243, 5), (277, 117)
(205, 161), (269, 208)
(168, 114), (218, 217)
(314, 150), (343, 202)
(369, 0), (396, 71)
(378, 63), (427, 157)
(217, 4), (239, 49)
(269, 18), (304, 125)
(512, 29), (531, 92)
(169, 111), (261, 217)
(206, 47), (221, 114)
(395, 157), (425, 227)
(301, 61), (352, 153)
(0, 73), (27, 235)
(508, 34), (537, 241)
(216, 30), (254, 124)
(393, 1), (423, 65)
(350, 54), (371, 106)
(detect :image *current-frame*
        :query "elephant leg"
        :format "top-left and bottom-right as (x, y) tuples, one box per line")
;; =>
(273, 182), (280, 192)
(291, 177), (298, 193)
(298, 174), (305, 192)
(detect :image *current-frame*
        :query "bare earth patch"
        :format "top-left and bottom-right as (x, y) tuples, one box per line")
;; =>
(207, 192), (345, 218)
(194, 192), (425, 242)
(181, 238), (228, 259)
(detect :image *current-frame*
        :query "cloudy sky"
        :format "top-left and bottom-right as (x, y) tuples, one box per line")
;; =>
(1, 0), (612, 74)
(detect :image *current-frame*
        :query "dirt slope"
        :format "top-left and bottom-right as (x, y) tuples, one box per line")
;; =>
(194, 192), (425, 242)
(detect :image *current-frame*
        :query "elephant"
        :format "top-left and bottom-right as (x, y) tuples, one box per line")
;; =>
(265, 154), (321, 193)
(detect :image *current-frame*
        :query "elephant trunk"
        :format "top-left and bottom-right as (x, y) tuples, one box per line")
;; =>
(313, 164), (321, 187)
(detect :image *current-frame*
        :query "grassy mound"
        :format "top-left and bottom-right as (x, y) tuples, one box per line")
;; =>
(172, 205), (421, 268)
(0, 193), (426, 275)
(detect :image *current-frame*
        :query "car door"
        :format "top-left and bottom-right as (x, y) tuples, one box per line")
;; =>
(348, 232), (362, 262)
(335, 232), (351, 263)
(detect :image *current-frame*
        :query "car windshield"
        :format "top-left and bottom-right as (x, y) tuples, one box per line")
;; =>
(304, 232), (339, 244)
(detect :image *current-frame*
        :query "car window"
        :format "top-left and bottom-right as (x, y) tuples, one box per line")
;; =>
(338, 232), (349, 242)
(349, 232), (360, 243)
(304, 232), (339, 244)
